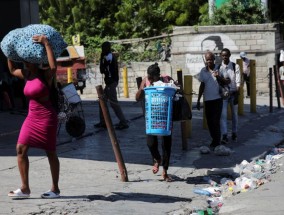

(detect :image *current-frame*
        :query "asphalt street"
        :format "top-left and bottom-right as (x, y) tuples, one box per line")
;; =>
(0, 95), (284, 215)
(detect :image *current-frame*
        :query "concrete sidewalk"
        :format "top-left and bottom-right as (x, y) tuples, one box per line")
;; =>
(0, 95), (284, 214)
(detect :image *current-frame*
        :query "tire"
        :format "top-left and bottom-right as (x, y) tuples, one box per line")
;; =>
(65, 115), (85, 137)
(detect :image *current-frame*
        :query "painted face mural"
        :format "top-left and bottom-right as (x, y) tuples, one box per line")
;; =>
(185, 34), (238, 77)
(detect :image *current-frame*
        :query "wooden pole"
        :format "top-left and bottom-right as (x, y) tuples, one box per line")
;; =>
(136, 77), (145, 115)
(96, 85), (128, 182)
(276, 65), (284, 106)
(122, 66), (129, 98)
(236, 59), (244, 115)
(250, 60), (257, 113)
(67, 67), (73, 83)
(269, 68), (273, 113)
(184, 75), (192, 138)
(177, 69), (187, 150)
(273, 65), (281, 109)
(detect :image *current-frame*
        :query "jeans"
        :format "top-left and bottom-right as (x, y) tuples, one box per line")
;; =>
(221, 94), (238, 136)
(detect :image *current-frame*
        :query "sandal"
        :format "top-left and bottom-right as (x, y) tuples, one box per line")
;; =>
(152, 159), (161, 174)
(41, 190), (60, 199)
(8, 188), (30, 198)
(162, 172), (173, 182)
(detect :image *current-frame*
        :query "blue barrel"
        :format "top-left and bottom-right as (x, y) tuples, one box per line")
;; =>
(144, 86), (176, 136)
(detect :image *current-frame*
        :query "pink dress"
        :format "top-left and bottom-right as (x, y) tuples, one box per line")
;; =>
(18, 78), (58, 151)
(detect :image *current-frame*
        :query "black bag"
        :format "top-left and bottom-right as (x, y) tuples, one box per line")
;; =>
(219, 85), (230, 99)
(172, 92), (192, 121)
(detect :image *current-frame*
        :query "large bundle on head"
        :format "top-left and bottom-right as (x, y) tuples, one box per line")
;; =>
(0, 24), (67, 64)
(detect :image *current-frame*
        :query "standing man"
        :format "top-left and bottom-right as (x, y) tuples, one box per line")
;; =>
(240, 52), (250, 98)
(219, 48), (241, 144)
(94, 41), (129, 130)
(196, 51), (230, 149)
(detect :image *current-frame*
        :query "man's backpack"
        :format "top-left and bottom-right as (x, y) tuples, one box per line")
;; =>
(217, 62), (238, 104)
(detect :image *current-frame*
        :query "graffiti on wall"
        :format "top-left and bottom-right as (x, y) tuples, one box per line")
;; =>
(185, 33), (238, 76)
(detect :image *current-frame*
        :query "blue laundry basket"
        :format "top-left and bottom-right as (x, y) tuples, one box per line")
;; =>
(144, 86), (176, 136)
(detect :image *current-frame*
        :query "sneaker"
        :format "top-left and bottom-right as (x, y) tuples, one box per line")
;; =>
(221, 135), (229, 145)
(232, 133), (237, 142)
(94, 122), (107, 128)
(115, 123), (129, 130)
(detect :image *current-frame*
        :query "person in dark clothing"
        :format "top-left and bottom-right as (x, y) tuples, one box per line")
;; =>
(136, 63), (176, 182)
(240, 52), (250, 98)
(0, 60), (14, 111)
(94, 41), (129, 130)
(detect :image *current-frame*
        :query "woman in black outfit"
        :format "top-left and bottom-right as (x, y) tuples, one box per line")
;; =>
(136, 63), (175, 182)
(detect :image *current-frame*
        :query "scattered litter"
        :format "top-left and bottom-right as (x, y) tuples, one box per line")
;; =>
(199, 146), (210, 154)
(191, 147), (284, 214)
(214, 145), (233, 156)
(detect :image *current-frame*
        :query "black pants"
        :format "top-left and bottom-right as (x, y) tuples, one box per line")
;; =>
(204, 98), (223, 146)
(147, 135), (172, 170)
(243, 74), (250, 96)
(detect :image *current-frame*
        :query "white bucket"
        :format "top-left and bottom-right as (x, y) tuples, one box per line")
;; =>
(61, 83), (81, 104)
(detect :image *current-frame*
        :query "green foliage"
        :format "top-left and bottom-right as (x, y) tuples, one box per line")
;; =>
(199, 0), (266, 25)
(39, 0), (281, 62)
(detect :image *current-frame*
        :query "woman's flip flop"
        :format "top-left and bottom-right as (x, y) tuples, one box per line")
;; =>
(8, 188), (30, 198)
(152, 159), (161, 174)
(41, 190), (60, 199)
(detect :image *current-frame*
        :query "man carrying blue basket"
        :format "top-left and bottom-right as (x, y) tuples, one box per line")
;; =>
(136, 63), (178, 182)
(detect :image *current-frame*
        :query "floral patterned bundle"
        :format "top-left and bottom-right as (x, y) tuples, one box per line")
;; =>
(1, 24), (67, 64)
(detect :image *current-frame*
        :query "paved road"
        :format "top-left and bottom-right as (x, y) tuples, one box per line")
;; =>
(0, 96), (284, 214)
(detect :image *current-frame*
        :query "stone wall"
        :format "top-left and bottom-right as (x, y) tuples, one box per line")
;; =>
(82, 23), (284, 99)
(81, 62), (173, 99)
(170, 23), (284, 96)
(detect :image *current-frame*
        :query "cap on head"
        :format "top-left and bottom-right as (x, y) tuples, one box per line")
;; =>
(240, 52), (246, 58)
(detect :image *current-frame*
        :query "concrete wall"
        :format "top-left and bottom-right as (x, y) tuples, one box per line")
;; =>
(81, 62), (172, 99)
(170, 23), (284, 96)
(82, 23), (284, 99)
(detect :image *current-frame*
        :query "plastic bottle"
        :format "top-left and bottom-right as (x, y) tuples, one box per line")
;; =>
(203, 176), (218, 186)
(193, 188), (211, 196)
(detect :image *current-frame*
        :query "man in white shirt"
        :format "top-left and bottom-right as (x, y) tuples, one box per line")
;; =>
(220, 48), (241, 144)
(196, 51), (230, 149)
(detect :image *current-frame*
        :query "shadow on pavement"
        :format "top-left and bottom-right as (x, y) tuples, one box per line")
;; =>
(1, 100), (283, 171)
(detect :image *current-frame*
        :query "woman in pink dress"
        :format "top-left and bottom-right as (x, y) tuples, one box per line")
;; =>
(7, 35), (60, 199)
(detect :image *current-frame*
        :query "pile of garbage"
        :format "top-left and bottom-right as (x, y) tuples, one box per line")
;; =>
(190, 147), (284, 215)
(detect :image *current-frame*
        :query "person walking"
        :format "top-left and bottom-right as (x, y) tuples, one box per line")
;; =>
(240, 52), (250, 98)
(196, 51), (230, 149)
(219, 48), (241, 144)
(136, 63), (176, 182)
(94, 41), (129, 130)
(0, 58), (14, 111)
(7, 34), (60, 199)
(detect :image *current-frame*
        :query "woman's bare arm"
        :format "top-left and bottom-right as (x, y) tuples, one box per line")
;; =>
(32, 34), (57, 85)
(7, 59), (25, 79)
